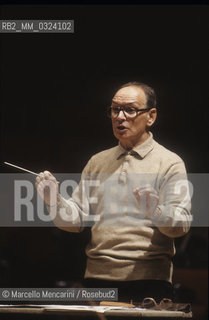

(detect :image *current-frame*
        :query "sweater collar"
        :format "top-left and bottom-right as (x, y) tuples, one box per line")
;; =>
(117, 132), (154, 159)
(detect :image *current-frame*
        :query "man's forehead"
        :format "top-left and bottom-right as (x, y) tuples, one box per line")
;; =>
(113, 86), (146, 104)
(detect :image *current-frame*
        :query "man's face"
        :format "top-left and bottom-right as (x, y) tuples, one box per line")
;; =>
(111, 86), (156, 148)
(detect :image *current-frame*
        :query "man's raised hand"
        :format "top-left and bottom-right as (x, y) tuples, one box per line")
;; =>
(35, 171), (59, 206)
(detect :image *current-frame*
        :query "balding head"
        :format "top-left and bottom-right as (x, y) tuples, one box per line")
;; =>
(116, 81), (157, 110)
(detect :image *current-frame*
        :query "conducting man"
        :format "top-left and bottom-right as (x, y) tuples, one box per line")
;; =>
(36, 82), (191, 303)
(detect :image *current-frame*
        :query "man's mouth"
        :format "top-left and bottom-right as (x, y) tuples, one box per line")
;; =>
(117, 125), (128, 131)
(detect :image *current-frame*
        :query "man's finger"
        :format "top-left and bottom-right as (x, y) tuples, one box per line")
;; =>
(133, 188), (140, 202)
(44, 170), (52, 176)
(145, 191), (151, 218)
(43, 171), (54, 180)
(37, 181), (45, 191)
(38, 172), (44, 180)
(36, 176), (41, 184)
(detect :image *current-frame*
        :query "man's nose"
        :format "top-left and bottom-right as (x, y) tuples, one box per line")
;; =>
(117, 110), (126, 120)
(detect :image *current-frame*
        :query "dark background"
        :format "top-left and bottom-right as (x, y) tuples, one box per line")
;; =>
(1, 5), (209, 174)
(0, 4), (208, 317)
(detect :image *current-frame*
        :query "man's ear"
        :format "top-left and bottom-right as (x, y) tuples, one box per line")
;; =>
(147, 108), (157, 127)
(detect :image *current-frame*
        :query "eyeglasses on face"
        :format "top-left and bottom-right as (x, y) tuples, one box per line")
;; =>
(107, 105), (151, 119)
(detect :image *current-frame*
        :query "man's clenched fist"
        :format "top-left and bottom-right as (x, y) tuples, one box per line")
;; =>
(35, 171), (59, 206)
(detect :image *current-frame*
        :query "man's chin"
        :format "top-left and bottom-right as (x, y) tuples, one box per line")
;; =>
(114, 133), (129, 141)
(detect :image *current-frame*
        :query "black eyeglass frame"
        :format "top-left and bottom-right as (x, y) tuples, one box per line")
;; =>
(107, 106), (152, 119)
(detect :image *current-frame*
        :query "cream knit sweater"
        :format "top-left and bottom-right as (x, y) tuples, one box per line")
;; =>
(50, 133), (191, 283)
